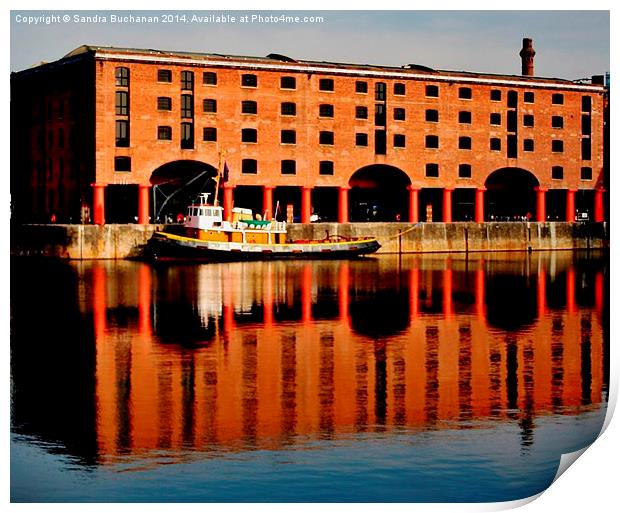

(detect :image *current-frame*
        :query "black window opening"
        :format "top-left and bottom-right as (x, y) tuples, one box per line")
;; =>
(242, 128), (258, 143)
(552, 116), (564, 129)
(582, 139), (592, 160)
(203, 72), (217, 85)
(375, 130), (386, 155)
(425, 135), (439, 149)
(490, 138), (501, 151)
(181, 71), (194, 91)
(552, 93), (564, 105)
(552, 140), (564, 153)
(394, 134), (406, 148)
(115, 120), (129, 147)
(426, 85), (439, 98)
(115, 91), (129, 116)
(242, 100), (258, 114)
(507, 110), (518, 132)
(490, 89), (502, 101)
(507, 91), (518, 108)
(157, 125), (172, 140)
(458, 164), (472, 178)
(157, 69), (172, 83)
(114, 156), (131, 172)
(524, 91), (535, 103)
(319, 161), (334, 175)
(281, 130), (296, 144)
(356, 81), (368, 93)
(394, 83), (406, 96)
(242, 159), (258, 174)
(426, 109), (439, 122)
(203, 127), (217, 142)
(426, 163), (439, 178)
(394, 108), (406, 121)
(582, 115), (591, 135)
(355, 133), (368, 147)
(281, 102), (296, 116)
(181, 94), (194, 118)
(581, 167), (593, 180)
(281, 76), (296, 89)
(523, 139), (534, 152)
(115, 67), (129, 87)
(552, 166), (564, 180)
(459, 111), (472, 124)
(319, 104), (334, 118)
(281, 160), (296, 175)
(356, 106), (368, 119)
(459, 136), (472, 150)
(490, 113), (501, 125)
(157, 97), (172, 111)
(374, 104), (386, 126)
(459, 87), (472, 99)
(507, 134), (518, 158)
(582, 96), (592, 113)
(319, 78), (334, 91)
(319, 131), (334, 145)
(523, 114), (534, 128)
(180, 123), (194, 149)
(203, 99), (217, 113)
(375, 82), (386, 101)
(242, 74), (258, 87)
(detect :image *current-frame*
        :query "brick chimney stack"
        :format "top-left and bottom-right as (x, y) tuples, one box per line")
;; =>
(520, 38), (536, 76)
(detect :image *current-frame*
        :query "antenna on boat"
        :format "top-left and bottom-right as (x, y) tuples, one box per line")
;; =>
(213, 151), (223, 206)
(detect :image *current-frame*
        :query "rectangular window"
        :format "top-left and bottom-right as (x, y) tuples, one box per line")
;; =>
(319, 131), (334, 145)
(157, 97), (172, 111)
(356, 106), (368, 119)
(582, 115), (591, 135)
(157, 125), (172, 140)
(280, 76), (296, 89)
(394, 134), (406, 148)
(394, 83), (406, 96)
(459, 111), (472, 124)
(490, 113), (501, 125)
(552, 116), (564, 129)
(281, 130), (296, 144)
(114, 156), (131, 172)
(319, 161), (334, 175)
(319, 78), (334, 91)
(281, 160), (296, 175)
(523, 114), (534, 127)
(242, 128), (258, 143)
(524, 91), (535, 103)
(425, 163), (439, 178)
(115, 67), (129, 87)
(181, 94), (194, 118)
(203, 72), (217, 85)
(490, 138), (501, 151)
(180, 122), (194, 149)
(394, 108), (406, 121)
(507, 111), (518, 132)
(425, 135), (439, 149)
(115, 91), (129, 116)
(508, 135), (518, 158)
(319, 104), (334, 117)
(581, 138), (592, 160)
(242, 159), (257, 174)
(582, 96), (592, 113)
(374, 104), (386, 126)
(458, 164), (472, 178)
(203, 127), (217, 142)
(552, 139), (564, 153)
(181, 71), (194, 91)
(552, 166), (564, 180)
(507, 91), (518, 108)
(581, 167), (593, 180)
(242, 100), (258, 114)
(375, 130), (386, 155)
(552, 93), (564, 105)
(157, 69), (172, 83)
(355, 133), (368, 146)
(523, 139), (534, 152)
(355, 81), (368, 93)
(375, 82), (386, 101)
(459, 136), (472, 150)
(426, 84), (439, 97)
(203, 99), (217, 113)
(426, 109), (439, 122)
(242, 74), (257, 87)
(281, 102), (296, 116)
(458, 87), (472, 99)
(490, 89), (502, 101)
(115, 120), (129, 147)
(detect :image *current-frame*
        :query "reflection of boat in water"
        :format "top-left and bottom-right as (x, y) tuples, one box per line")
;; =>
(146, 193), (380, 261)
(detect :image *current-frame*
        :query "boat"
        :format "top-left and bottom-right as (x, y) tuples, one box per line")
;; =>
(146, 192), (381, 261)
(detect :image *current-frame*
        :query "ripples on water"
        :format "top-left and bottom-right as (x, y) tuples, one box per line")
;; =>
(10, 251), (609, 502)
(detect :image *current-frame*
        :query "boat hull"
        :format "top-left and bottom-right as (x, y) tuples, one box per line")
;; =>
(146, 232), (381, 261)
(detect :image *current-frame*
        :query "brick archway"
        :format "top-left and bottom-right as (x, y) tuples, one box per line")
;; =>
(484, 167), (540, 221)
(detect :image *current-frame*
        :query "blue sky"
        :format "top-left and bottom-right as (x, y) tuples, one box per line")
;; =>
(10, 10), (609, 80)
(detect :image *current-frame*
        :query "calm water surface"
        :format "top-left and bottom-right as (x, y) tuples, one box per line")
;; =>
(10, 251), (609, 502)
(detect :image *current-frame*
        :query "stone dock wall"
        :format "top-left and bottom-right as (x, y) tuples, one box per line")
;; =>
(10, 222), (609, 260)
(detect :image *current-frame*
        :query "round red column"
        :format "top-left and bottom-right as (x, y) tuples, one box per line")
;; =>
(475, 188), (485, 223)
(301, 186), (313, 224)
(407, 186), (419, 223)
(91, 183), (106, 225)
(442, 188), (453, 223)
(262, 186), (273, 220)
(565, 189), (576, 223)
(535, 187), (547, 222)
(223, 184), (234, 222)
(594, 188), (605, 222)
(338, 186), (350, 223)
(138, 185), (151, 225)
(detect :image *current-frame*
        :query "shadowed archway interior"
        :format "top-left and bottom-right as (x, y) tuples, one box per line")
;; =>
(485, 167), (539, 220)
(349, 165), (411, 222)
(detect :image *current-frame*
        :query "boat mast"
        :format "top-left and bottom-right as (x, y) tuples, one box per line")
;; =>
(213, 151), (223, 206)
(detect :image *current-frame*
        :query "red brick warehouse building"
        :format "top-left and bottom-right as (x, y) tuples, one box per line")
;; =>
(10, 39), (608, 225)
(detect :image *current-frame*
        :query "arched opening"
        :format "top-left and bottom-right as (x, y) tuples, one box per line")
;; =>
(349, 165), (410, 222)
(485, 167), (539, 221)
(150, 160), (217, 222)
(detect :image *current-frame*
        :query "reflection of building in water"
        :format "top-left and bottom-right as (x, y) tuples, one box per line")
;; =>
(89, 254), (607, 462)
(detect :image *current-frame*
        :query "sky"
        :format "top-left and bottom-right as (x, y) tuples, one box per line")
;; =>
(9, 9), (610, 81)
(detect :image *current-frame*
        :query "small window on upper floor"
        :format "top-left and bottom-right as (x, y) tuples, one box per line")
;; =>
(157, 69), (172, 83)
(181, 71), (194, 91)
(281, 102), (296, 116)
(319, 104), (334, 118)
(426, 109), (439, 122)
(394, 108), (406, 121)
(281, 130), (296, 144)
(523, 114), (534, 127)
(281, 76), (296, 89)
(319, 131), (334, 145)
(459, 111), (472, 124)
(114, 156), (131, 172)
(490, 113), (501, 125)
(458, 87), (472, 99)
(241, 100), (258, 114)
(356, 106), (368, 119)
(490, 89), (502, 101)
(319, 161), (334, 175)
(425, 163), (439, 178)
(552, 93), (564, 105)
(394, 83), (406, 96)
(203, 127), (217, 142)
(115, 67), (129, 87)
(355, 81), (368, 93)
(552, 116), (564, 129)
(394, 134), (406, 148)
(319, 78), (334, 91)
(426, 84), (439, 97)
(524, 91), (535, 103)
(552, 139), (564, 153)
(241, 74), (257, 87)
(552, 166), (564, 180)
(157, 97), (172, 111)
(203, 99), (217, 113)
(458, 164), (472, 178)
(459, 136), (472, 150)
(425, 135), (439, 149)
(241, 128), (258, 143)
(157, 126), (172, 141)
(242, 159), (258, 174)
(281, 160), (296, 175)
(203, 72), (217, 85)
